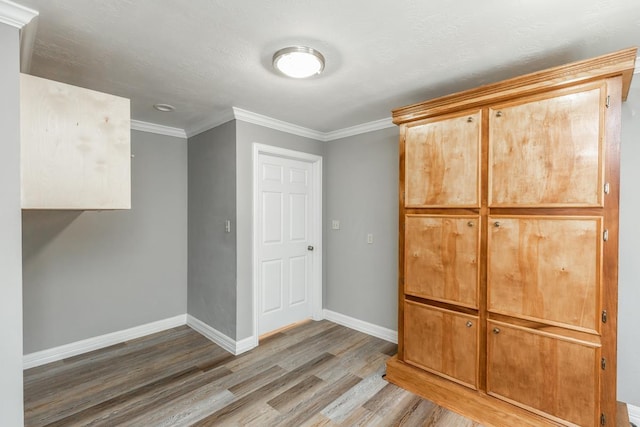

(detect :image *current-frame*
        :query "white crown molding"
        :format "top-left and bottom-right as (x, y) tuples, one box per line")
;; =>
(182, 108), (396, 142)
(185, 110), (235, 138)
(324, 117), (394, 141)
(323, 309), (398, 344)
(187, 315), (256, 356)
(131, 119), (187, 139)
(232, 107), (325, 141)
(23, 315), (187, 369)
(0, 0), (38, 28)
(628, 404), (640, 425)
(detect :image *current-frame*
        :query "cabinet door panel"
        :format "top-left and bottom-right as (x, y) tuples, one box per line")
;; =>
(487, 321), (600, 427)
(404, 301), (478, 389)
(489, 84), (604, 207)
(488, 216), (601, 332)
(405, 110), (481, 207)
(405, 215), (479, 307)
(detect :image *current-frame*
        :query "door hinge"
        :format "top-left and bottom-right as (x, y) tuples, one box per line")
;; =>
(603, 229), (609, 241)
(601, 413), (606, 425)
(602, 310), (608, 324)
(605, 95), (611, 108)
(601, 357), (606, 370)
(604, 182), (610, 195)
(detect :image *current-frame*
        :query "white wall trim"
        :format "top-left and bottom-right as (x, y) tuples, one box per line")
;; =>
(323, 117), (395, 141)
(131, 119), (187, 139)
(23, 315), (187, 369)
(185, 108), (395, 141)
(234, 107), (325, 141)
(186, 315), (256, 355)
(628, 404), (640, 425)
(635, 57), (640, 75)
(185, 110), (235, 138)
(253, 144), (324, 341)
(0, 0), (38, 28)
(323, 309), (398, 344)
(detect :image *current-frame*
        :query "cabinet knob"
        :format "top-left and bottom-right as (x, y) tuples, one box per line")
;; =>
(496, 111), (503, 117)
(493, 327), (501, 334)
(494, 221), (500, 228)
(467, 221), (474, 227)
(467, 117), (473, 123)
(466, 321), (473, 328)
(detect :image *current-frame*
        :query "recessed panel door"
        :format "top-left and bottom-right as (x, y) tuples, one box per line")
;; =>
(404, 300), (479, 389)
(404, 110), (481, 208)
(258, 154), (313, 335)
(487, 216), (602, 332)
(405, 215), (480, 308)
(487, 321), (600, 427)
(489, 83), (605, 207)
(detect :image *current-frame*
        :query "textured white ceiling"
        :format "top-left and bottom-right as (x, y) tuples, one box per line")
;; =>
(15, 0), (640, 135)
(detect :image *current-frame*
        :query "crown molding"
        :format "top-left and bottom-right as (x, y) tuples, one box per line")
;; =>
(183, 108), (396, 141)
(0, 0), (38, 28)
(131, 120), (187, 139)
(232, 107), (325, 141)
(323, 117), (394, 141)
(185, 109), (235, 138)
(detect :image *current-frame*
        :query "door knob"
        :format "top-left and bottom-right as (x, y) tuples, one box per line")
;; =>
(307, 245), (314, 251)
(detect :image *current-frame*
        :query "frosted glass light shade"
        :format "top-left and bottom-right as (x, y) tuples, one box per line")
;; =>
(273, 46), (325, 79)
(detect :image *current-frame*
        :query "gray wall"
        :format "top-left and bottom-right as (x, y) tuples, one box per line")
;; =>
(187, 120), (238, 339)
(0, 22), (24, 427)
(618, 79), (640, 407)
(325, 127), (399, 330)
(235, 121), (325, 339)
(22, 130), (188, 353)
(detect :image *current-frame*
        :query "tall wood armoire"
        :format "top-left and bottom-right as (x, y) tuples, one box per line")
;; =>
(385, 48), (637, 427)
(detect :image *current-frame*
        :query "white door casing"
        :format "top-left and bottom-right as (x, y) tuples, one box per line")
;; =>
(253, 144), (322, 339)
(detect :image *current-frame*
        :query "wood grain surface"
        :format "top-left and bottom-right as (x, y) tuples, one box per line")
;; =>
(24, 321), (485, 427)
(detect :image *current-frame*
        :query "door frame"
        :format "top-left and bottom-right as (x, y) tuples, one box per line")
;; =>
(252, 143), (323, 343)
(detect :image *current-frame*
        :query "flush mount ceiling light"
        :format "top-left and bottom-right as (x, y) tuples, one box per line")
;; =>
(272, 46), (325, 79)
(153, 103), (175, 112)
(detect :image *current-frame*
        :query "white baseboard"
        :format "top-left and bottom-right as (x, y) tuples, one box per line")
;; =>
(23, 314), (187, 369)
(186, 315), (256, 356)
(323, 309), (398, 344)
(628, 403), (640, 425)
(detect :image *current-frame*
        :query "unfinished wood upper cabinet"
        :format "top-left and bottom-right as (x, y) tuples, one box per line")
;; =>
(489, 83), (605, 207)
(387, 48), (637, 427)
(405, 215), (479, 308)
(20, 73), (131, 210)
(404, 300), (478, 389)
(487, 321), (601, 427)
(487, 216), (602, 332)
(404, 110), (481, 208)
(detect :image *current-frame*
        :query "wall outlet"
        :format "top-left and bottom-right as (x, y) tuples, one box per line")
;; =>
(367, 233), (374, 244)
(225, 220), (231, 233)
(332, 220), (340, 230)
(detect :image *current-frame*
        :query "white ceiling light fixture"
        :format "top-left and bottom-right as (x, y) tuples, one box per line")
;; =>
(273, 46), (325, 79)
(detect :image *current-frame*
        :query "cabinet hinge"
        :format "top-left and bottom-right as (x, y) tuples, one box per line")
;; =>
(602, 310), (608, 324)
(603, 229), (609, 241)
(601, 357), (606, 370)
(604, 182), (610, 195)
(606, 95), (611, 108)
(601, 413), (606, 425)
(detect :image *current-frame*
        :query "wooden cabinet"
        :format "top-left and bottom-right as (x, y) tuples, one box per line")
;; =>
(387, 48), (637, 427)
(20, 73), (131, 209)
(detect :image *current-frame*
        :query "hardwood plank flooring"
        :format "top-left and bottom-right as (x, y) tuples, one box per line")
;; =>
(24, 320), (484, 426)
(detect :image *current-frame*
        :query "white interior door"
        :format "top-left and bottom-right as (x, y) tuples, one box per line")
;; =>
(257, 152), (315, 335)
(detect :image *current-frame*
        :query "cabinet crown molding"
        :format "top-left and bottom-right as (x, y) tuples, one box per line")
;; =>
(393, 47), (637, 125)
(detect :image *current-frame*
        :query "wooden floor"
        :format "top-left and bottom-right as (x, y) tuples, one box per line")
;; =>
(24, 320), (484, 426)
